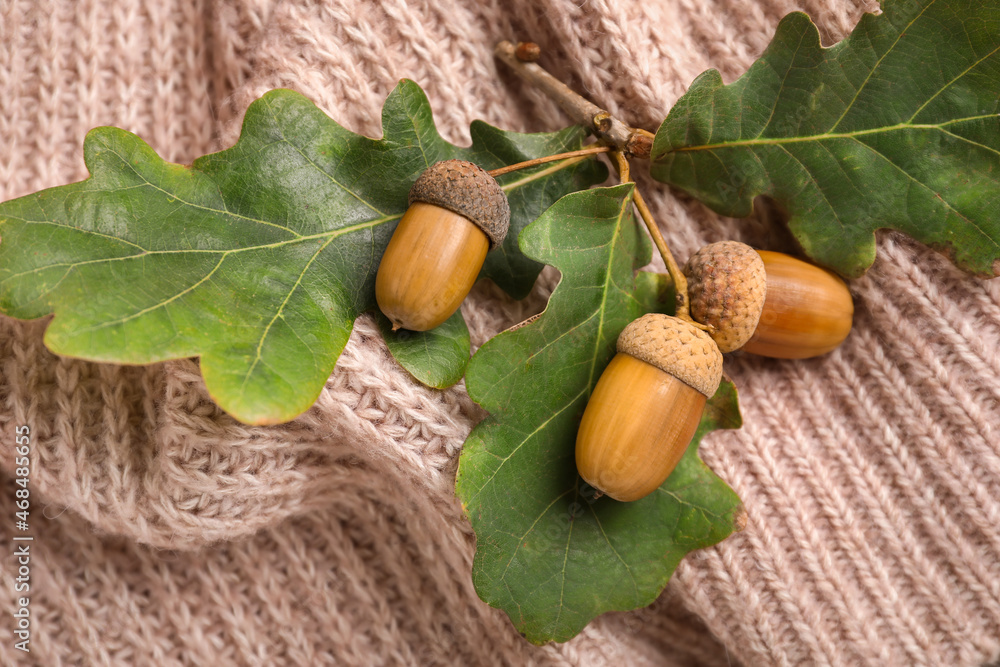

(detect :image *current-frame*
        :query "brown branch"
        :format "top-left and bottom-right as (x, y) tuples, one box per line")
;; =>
(495, 41), (653, 158)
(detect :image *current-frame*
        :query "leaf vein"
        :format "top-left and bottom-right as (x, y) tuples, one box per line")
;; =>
(849, 135), (999, 250)
(772, 144), (846, 232)
(239, 233), (338, 396)
(4, 217), (148, 251)
(670, 117), (999, 153)
(907, 40), (1000, 122)
(465, 388), (588, 506)
(829, 0), (938, 132)
(498, 489), (573, 582)
(755, 24), (811, 139)
(934, 126), (1000, 158)
(588, 503), (639, 600)
(102, 145), (303, 237)
(74, 254), (227, 333)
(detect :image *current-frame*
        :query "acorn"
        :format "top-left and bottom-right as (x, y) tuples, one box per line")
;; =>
(376, 159), (510, 331)
(684, 242), (853, 359)
(575, 314), (723, 502)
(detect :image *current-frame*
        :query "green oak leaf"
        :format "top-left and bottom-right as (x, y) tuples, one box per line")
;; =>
(651, 0), (1000, 278)
(456, 185), (743, 644)
(0, 81), (605, 424)
(378, 310), (470, 389)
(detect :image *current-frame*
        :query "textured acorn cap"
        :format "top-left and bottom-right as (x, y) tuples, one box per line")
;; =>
(408, 159), (510, 248)
(684, 241), (767, 353)
(617, 314), (723, 397)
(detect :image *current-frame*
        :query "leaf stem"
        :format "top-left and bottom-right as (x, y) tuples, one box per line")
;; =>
(613, 151), (630, 183)
(633, 187), (691, 321)
(611, 151), (691, 322)
(487, 145), (611, 177)
(495, 41), (653, 158)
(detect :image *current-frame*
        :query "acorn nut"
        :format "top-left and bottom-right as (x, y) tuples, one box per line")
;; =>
(685, 242), (854, 359)
(575, 314), (723, 502)
(376, 159), (510, 332)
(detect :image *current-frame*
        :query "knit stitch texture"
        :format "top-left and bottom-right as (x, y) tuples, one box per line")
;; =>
(2, 1), (999, 665)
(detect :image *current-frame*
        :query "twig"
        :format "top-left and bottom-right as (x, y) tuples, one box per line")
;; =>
(486, 145), (611, 178)
(499, 41), (691, 321)
(495, 41), (653, 158)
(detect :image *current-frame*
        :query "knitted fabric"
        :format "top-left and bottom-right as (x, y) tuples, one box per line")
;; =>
(1, 1), (999, 666)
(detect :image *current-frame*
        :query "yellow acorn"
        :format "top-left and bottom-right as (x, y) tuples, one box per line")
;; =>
(575, 314), (723, 502)
(685, 242), (854, 359)
(376, 159), (510, 331)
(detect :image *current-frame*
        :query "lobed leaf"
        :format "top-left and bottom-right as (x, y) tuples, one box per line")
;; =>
(0, 81), (605, 423)
(456, 185), (743, 643)
(651, 0), (1000, 277)
(378, 310), (470, 389)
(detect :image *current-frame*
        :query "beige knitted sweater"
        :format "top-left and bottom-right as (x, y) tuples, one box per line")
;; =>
(2, 1), (999, 665)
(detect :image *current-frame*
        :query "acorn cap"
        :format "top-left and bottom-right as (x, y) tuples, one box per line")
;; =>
(617, 313), (723, 397)
(408, 159), (510, 249)
(684, 241), (767, 353)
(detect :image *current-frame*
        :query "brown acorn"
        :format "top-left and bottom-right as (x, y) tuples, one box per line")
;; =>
(743, 250), (854, 358)
(575, 314), (723, 502)
(685, 242), (854, 359)
(376, 159), (510, 332)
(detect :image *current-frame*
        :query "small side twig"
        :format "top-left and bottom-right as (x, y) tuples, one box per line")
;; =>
(486, 145), (611, 178)
(495, 41), (652, 158)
